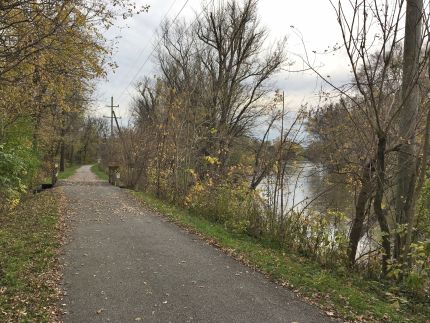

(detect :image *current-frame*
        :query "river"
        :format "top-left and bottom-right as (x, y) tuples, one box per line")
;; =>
(260, 161), (354, 216)
(259, 161), (374, 258)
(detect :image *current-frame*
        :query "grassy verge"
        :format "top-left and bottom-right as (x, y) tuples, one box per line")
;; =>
(58, 164), (80, 180)
(132, 191), (429, 323)
(0, 190), (62, 322)
(90, 164), (108, 181)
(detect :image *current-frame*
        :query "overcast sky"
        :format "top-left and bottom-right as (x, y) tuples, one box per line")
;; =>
(92, 0), (351, 123)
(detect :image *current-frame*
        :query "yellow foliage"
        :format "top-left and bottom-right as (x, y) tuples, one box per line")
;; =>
(203, 156), (220, 165)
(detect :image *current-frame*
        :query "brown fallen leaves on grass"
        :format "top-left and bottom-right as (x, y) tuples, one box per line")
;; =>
(0, 189), (66, 322)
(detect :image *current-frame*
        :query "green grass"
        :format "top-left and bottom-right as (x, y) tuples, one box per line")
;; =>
(90, 164), (108, 181)
(58, 164), (80, 180)
(132, 191), (430, 323)
(0, 190), (61, 322)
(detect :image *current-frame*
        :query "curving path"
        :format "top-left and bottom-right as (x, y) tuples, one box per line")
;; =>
(60, 165), (333, 323)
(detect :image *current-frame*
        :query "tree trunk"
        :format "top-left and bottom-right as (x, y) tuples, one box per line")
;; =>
(60, 140), (65, 172)
(69, 145), (74, 165)
(374, 136), (390, 275)
(395, 0), (423, 261)
(403, 98), (430, 263)
(348, 163), (373, 266)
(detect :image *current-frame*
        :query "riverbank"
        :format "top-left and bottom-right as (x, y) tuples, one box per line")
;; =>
(87, 165), (429, 322)
(130, 191), (429, 322)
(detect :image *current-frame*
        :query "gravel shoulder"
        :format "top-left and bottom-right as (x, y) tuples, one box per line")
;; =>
(60, 165), (332, 323)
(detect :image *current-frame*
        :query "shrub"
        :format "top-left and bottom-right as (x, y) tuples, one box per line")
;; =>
(185, 177), (263, 233)
(0, 144), (39, 210)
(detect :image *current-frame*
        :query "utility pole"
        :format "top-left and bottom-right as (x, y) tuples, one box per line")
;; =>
(280, 91), (285, 221)
(103, 96), (119, 137)
(102, 96), (121, 185)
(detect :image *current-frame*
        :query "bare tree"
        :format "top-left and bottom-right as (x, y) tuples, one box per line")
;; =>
(195, 0), (286, 170)
(302, 0), (430, 273)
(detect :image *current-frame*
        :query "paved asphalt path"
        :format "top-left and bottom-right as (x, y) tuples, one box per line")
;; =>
(60, 165), (333, 323)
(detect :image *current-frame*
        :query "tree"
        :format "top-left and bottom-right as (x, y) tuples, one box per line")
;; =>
(0, 0), (148, 207)
(303, 0), (430, 274)
(195, 0), (286, 171)
(126, 0), (287, 199)
(395, 0), (424, 264)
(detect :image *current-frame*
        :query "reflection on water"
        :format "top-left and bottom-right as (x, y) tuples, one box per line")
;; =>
(259, 161), (375, 258)
(260, 161), (354, 216)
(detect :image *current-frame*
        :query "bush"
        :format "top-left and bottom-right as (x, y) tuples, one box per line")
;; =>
(0, 144), (39, 210)
(281, 210), (349, 266)
(185, 177), (263, 233)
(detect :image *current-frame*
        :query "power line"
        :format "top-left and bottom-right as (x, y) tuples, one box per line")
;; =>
(118, 0), (192, 100)
(115, 0), (180, 92)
